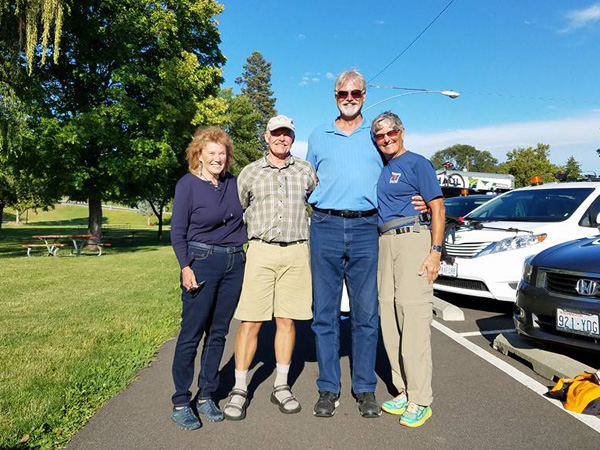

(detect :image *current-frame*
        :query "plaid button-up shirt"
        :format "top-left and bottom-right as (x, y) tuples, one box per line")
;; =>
(237, 154), (317, 243)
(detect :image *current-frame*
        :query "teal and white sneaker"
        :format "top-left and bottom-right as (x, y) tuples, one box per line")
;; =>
(381, 392), (408, 415)
(399, 402), (432, 427)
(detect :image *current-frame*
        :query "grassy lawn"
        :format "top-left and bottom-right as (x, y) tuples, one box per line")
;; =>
(0, 218), (181, 448)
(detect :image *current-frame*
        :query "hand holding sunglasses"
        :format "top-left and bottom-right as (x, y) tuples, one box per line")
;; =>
(187, 280), (207, 297)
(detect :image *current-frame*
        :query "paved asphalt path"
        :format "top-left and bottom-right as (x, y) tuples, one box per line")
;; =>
(68, 305), (600, 450)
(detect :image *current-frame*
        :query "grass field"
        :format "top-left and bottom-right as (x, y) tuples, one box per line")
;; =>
(0, 208), (181, 449)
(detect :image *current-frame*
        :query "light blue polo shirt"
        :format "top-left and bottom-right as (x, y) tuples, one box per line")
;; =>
(306, 118), (383, 210)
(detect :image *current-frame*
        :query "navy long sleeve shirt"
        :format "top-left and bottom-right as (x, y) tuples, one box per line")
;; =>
(170, 172), (247, 269)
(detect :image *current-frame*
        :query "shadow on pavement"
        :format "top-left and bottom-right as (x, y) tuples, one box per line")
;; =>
(215, 316), (397, 403)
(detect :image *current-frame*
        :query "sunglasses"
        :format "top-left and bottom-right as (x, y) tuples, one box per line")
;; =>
(374, 130), (400, 141)
(336, 89), (364, 100)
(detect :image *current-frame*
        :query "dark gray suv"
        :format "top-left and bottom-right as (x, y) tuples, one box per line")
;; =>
(514, 235), (600, 352)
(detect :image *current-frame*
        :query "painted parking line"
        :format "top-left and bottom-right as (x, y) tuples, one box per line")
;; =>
(433, 320), (600, 434)
(459, 328), (516, 337)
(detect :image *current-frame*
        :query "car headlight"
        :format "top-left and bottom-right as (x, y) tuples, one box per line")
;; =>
(522, 257), (534, 284)
(489, 233), (547, 254)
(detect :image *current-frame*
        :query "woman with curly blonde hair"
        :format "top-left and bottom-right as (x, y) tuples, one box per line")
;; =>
(170, 126), (247, 430)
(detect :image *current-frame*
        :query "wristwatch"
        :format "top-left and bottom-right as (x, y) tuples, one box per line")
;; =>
(431, 245), (443, 252)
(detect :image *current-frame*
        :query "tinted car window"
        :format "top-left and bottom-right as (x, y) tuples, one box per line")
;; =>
(578, 195), (600, 228)
(445, 197), (492, 217)
(467, 188), (593, 222)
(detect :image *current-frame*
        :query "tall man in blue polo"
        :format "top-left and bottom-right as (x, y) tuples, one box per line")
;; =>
(307, 69), (382, 418)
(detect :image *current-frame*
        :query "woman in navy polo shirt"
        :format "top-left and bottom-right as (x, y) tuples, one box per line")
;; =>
(372, 112), (445, 428)
(170, 126), (247, 430)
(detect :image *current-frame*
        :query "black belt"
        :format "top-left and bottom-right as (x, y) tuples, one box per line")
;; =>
(252, 239), (306, 247)
(312, 206), (377, 219)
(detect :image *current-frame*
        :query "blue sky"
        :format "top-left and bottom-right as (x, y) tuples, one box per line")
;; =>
(217, 1), (600, 173)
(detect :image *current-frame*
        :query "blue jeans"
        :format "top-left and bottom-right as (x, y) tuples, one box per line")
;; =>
(310, 210), (379, 395)
(171, 242), (245, 406)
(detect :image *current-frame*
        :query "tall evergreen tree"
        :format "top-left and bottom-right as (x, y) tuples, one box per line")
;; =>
(235, 51), (277, 150)
(220, 89), (262, 175)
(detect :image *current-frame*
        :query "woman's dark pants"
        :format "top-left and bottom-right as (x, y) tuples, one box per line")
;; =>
(171, 243), (245, 406)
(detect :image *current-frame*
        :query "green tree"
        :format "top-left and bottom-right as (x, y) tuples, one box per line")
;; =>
(235, 51), (277, 150)
(430, 144), (498, 172)
(29, 0), (226, 237)
(497, 143), (559, 188)
(220, 89), (263, 175)
(562, 156), (582, 180)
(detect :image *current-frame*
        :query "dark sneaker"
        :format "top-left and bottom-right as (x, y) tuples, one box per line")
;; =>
(171, 406), (202, 430)
(197, 399), (224, 422)
(313, 391), (340, 417)
(356, 392), (381, 418)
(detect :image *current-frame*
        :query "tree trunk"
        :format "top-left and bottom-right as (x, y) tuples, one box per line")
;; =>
(148, 199), (164, 241)
(157, 207), (163, 241)
(0, 203), (4, 230)
(15, 209), (21, 226)
(88, 196), (103, 238)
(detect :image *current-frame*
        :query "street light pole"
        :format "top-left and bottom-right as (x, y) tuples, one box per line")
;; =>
(364, 89), (460, 112)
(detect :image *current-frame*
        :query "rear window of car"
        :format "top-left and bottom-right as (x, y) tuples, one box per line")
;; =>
(466, 188), (594, 222)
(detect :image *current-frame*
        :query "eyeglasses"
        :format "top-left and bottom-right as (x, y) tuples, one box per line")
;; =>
(373, 130), (400, 141)
(336, 89), (364, 100)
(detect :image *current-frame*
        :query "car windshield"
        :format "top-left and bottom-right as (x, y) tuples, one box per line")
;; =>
(465, 188), (594, 222)
(445, 197), (493, 217)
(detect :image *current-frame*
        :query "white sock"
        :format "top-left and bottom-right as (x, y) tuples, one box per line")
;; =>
(274, 363), (290, 387)
(234, 369), (248, 392)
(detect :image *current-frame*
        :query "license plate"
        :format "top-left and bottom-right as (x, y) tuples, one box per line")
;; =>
(439, 262), (458, 277)
(556, 308), (600, 337)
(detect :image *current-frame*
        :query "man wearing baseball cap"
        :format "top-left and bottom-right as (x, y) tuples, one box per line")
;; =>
(223, 115), (317, 420)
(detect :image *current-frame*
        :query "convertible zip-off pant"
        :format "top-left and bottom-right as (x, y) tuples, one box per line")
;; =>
(377, 229), (434, 406)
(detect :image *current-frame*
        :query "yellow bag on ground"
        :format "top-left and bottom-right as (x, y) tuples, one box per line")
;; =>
(547, 372), (600, 415)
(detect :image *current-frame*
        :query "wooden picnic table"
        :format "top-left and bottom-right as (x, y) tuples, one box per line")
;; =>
(28, 234), (98, 257)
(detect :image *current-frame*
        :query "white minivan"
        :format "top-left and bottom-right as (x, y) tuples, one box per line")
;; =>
(434, 182), (600, 302)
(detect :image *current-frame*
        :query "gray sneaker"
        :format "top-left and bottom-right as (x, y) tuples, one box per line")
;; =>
(197, 399), (224, 422)
(171, 406), (202, 430)
(313, 391), (340, 417)
(356, 392), (381, 418)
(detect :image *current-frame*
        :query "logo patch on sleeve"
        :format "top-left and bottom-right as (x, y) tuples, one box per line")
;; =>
(389, 172), (401, 184)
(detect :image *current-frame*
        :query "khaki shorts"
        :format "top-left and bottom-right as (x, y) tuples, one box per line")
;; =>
(234, 240), (313, 321)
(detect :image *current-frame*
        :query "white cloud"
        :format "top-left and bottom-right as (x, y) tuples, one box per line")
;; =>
(297, 33), (306, 40)
(374, 20), (384, 25)
(299, 81), (308, 87)
(561, 4), (600, 32)
(325, 72), (335, 80)
(524, 20), (534, 25)
(406, 114), (600, 171)
(311, 77), (320, 82)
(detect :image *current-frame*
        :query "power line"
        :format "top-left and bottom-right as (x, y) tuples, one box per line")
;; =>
(367, 0), (457, 84)
(370, 84), (600, 105)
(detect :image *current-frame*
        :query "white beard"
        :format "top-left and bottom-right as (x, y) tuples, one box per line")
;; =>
(339, 102), (361, 117)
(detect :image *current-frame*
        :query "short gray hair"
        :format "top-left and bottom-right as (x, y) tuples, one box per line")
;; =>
(371, 111), (404, 136)
(335, 69), (366, 92)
